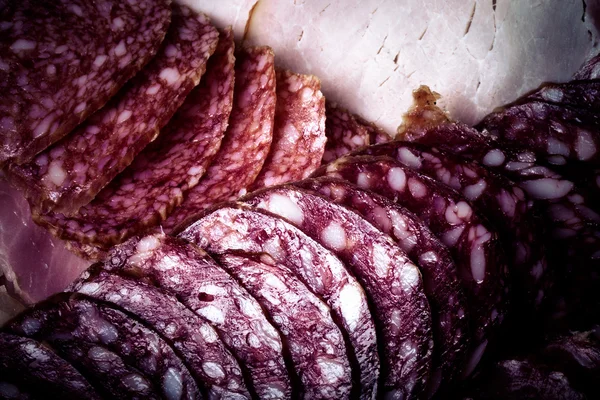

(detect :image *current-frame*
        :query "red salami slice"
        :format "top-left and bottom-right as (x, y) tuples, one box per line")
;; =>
(178, 206), (379, 400)
(69, 266), (250, 399)
(163, 46), (276, 231)
(7, 293), (201, 400)
(295, 177), (469, 395)
(250, 69), (326, 189)
(7, 4), (219, 215)
(36, 28), (236, 253)
(216, 252), (352, 399)
(240, 186), (433, 399)
(314, 155), (509, 378)
(357, 141), (550, 312)
(103, 233), (291, 399)
(0, 333), (101, 400)
(526, 81), (600, 111)
(0, 0), (171, 166)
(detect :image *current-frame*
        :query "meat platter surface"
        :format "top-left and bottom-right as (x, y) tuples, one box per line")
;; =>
(1, 0), (600, 399)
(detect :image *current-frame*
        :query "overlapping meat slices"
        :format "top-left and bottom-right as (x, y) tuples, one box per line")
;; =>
(163, 46), (277, 231)
(250, 69), (326, 189)
(35, 28), (235, 255)
(8, 4), (219, 215)
(0, 0), (171, 166)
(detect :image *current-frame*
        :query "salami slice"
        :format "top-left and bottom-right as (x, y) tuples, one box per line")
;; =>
(314, 155), (510, 378)
(240, 186), (433, 399)
(36, 28), (235, 253)
(295, 177), (469, 395)
(250, 69), (326, 189)
(69, 266), (250, 399)
(0, 332), (101, 400)
(526, 81), (600, 111)
(8, 4), (219, 215)
(216, 252), (352, 399)
(178, 205), (379, 400)
(573, 53), (600, 80)
(7, 293), (201, 399)
(162, 46), (276, 231)
(0, 0), (171, 166)
(357, 141), (550, 312)
(102, 233), (291, 399)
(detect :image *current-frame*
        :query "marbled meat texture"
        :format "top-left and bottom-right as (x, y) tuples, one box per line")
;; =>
(163, 46), (276, 231)
(0, 0), (172, 166)
(8, 4), (219, 215)
(178, 205), (379, 400)
(70, 266), (251, 399)
(0, 332), (101, 400)
(296, 177), (470, 394)
(573, 53), (600, 80)
(103, 233), (291, 400)
(315, 155), (509, 378)
(36, 28), (236, 255)
(322, 103), (392, 163)
(216, 252), (353, 399)
(242, 186), (433, 399)
(358, 141), (550, 311)
(251, 69), (326, 189)
(7, 293), (200, 400)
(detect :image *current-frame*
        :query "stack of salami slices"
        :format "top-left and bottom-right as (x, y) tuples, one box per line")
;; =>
(1, 1), (600, 399)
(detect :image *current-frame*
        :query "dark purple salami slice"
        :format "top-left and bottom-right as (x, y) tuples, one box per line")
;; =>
(0, 380), (31, 400)
(216, 252), (352, 399)
(36, 28), (236, 253)
(357, 141), (550, 312)
(250, 69), (326, 189)
(178, 205), (379, 400)
(102, 233), (291, 399)
(0, 0), (171, 166)
(7, 293), (201, 399)
(314, 155), (510, 378)
(163, 46), (276, 231)
(240, 187), (433, 399)
(8, 4), (219, 215)
(0, 332), (101, 400)
(295, 177), (469, 395)
(526, 81), (600, 111)
(573, 53), (600, 80)
(69, 266), (250, 399)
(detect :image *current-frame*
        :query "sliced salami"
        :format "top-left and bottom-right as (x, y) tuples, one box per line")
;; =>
(36, 28), (235, 252)
(8, 4), (219, 215)
(178, 205), (379, 400)
(573, 53), (600, 80)
(216, 252), (352, 399)
(7, 293), (201, 400)
(0, 332), (102, 400)
(0, 0), (171, 166)
(314, 155), (509, 378)
(102, 234), (291, 399)
(295, 177), (469, 394)
(357, 141), (550, 312)
(526, 81), (600, 111)
(250, 69), (326, 189)
(69, 266), (250, 399)
(163, 46), (277, 231)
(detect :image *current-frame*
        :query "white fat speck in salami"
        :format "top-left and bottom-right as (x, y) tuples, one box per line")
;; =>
(8, 4), (219, 215)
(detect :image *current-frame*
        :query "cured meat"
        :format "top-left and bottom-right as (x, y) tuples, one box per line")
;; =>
(526, 81), (600, 111)
(240, 186), (433, 399)
(70, 266), (251, 399)
(322, 103), (391, 163)
(0, 0), (172, 166)
(7, 4), (219, 215)
(0, 332), (101, 399)
(357, 141), (550, 312)
(216, 252), (353, 399)
(295, 177), (469, 395)
(7, 293), (201, 400)
(315, 155), (509, 378)
(0, 177), (90, 305)
(36, 28), (236, 254)
(163, 46), (276, 231)
(573, 53), (600, 80)
(178, 205), (379, 400)
(251, 69), (326, 189)
(102, 233), (291, 399)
